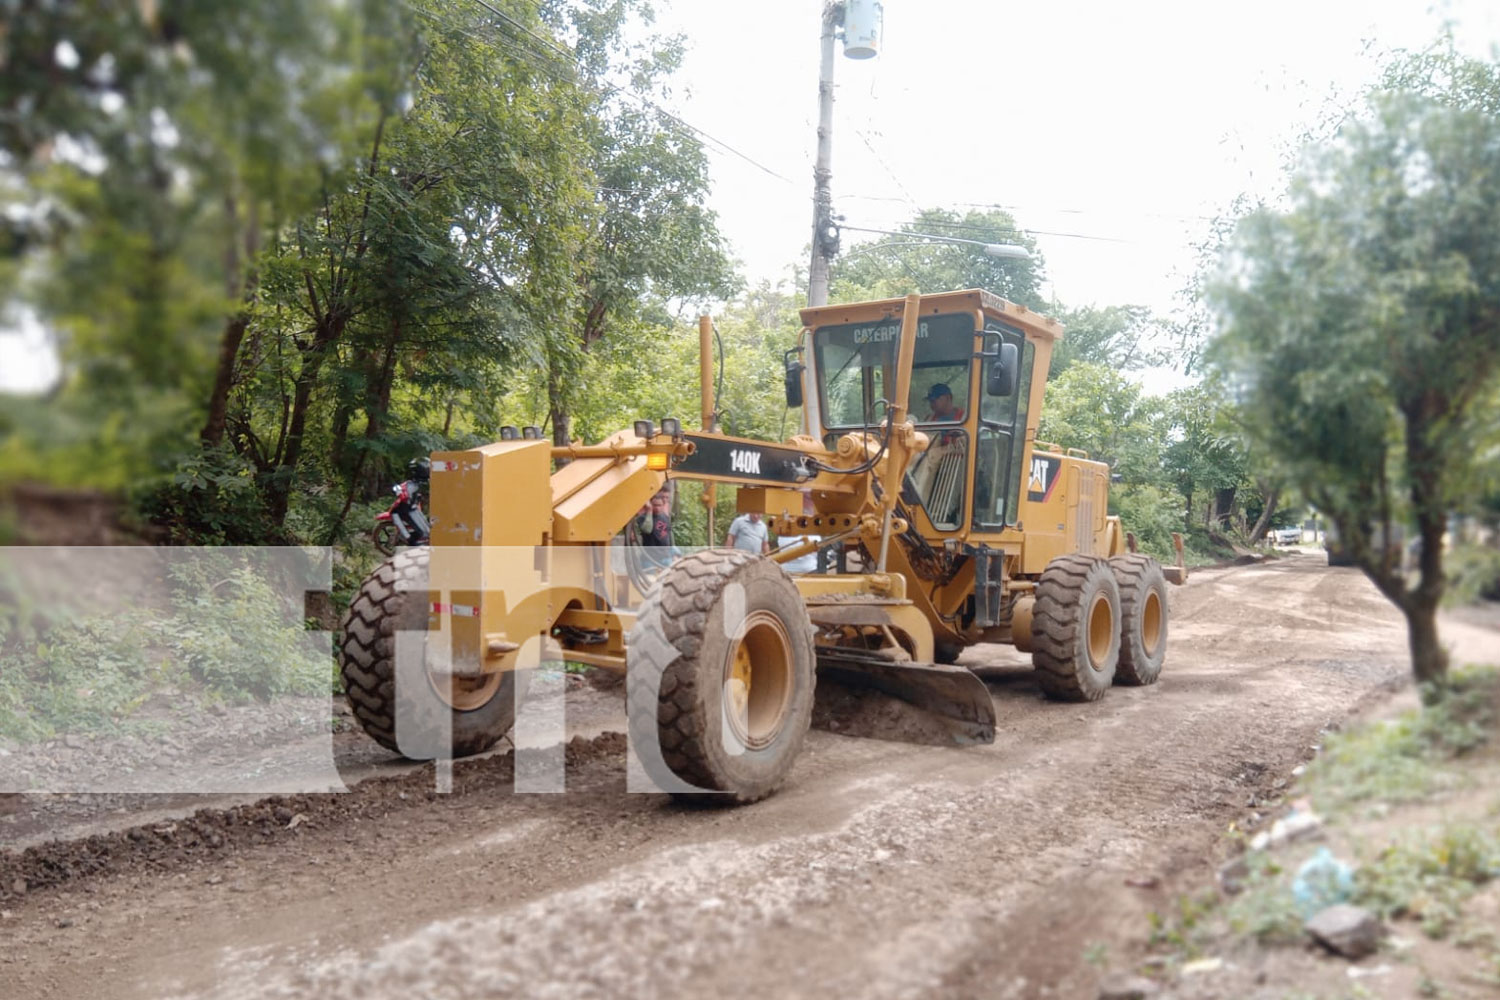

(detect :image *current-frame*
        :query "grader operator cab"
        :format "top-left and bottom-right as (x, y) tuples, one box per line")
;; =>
(339, 290), (1174, 803)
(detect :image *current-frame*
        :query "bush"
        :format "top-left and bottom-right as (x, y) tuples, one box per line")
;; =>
(134, 445), (281, 544)
(1446, 544), (1500, 606)
(155, 557), (330, 701)
(0, 549), (332, 742)
(1114, 484), (1188, 563)
(1356, 824), (1500, 938)
(1305, 666), (1497, 810)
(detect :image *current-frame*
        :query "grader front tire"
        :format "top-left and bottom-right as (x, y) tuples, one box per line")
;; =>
(339, 548), (527, 759)
(627, 549), (815, 805)
(1031, 554), (1121, 702)
(1109, 554), (1168, 686)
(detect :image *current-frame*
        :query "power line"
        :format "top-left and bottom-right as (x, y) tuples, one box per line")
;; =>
(837, 210), (1138, 245)
(853, 128), (919, 213)
(837, 191), (1219, 224)
(468, 0), (574, 64)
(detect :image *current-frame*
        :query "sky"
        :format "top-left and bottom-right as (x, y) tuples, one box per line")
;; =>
(3, 0), (1500, 393)
(650, 0), (1500, 311)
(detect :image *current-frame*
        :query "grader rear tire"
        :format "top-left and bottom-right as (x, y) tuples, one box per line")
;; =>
(1031, 554), (1121, 702)
(627, 549), (815, 805)
(1109, 554), (1168, 686)
(339, 548), (527, 759)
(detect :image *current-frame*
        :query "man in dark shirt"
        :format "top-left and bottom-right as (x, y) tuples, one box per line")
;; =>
(639, 489), (672, 547)
(925, 382), (964, 422)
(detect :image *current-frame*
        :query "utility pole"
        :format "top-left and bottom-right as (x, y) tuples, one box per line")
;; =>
(807, 3), (842, 309)
(808, 1), (881, 308)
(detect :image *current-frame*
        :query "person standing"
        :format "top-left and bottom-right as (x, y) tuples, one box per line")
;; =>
(725, 511), (770, 555)
(636, 489), (674, 567)
(775, 493), (821, 573)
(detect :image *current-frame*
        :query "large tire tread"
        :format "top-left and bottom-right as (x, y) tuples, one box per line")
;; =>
(1031, 554), (1120, 701)
(1109, 554), (1168, 686)
(627, 548), (814, 805)
(338, 548), (522, 759)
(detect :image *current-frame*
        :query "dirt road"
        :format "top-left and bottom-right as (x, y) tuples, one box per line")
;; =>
(3, 553), (1493, 999)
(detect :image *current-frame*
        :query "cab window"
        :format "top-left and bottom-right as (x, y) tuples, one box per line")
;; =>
(814, 312), (975, 429)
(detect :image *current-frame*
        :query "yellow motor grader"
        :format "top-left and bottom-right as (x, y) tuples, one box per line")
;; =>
(339, 290), (1173, 803)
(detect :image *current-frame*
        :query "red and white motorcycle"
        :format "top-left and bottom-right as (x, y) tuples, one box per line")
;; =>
(372, 459), (431, 555)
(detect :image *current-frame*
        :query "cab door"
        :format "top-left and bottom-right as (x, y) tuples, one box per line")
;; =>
(973, 324), (1035, 532)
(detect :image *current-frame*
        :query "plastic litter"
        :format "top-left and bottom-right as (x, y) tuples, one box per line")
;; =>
(1293, 846), (1354, 915)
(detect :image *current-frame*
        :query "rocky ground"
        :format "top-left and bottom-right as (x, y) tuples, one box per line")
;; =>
(2, 552), (1496, 999)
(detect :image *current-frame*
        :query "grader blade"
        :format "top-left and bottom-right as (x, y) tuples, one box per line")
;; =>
(813, 648), (997, 746)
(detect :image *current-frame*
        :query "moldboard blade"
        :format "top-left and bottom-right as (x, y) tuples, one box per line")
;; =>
(812, 650), (997, 746)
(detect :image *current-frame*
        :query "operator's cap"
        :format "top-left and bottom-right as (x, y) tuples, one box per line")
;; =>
(925, 382), (952, 400)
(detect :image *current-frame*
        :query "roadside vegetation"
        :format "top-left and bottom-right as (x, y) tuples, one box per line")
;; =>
(0, 551), (329, 742)
(1139, 666), (1500, 996)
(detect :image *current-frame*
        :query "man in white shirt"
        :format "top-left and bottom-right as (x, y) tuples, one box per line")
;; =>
(775, 492), (820, 573)
(725, 511), (769, 555)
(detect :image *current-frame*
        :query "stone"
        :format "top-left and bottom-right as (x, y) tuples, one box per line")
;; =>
(1098, 973), (1158, 999)
(10, 878), (25, 896)
(1218, 856), (1250, 895)
(1305, 904), (1382, 959)
(1250, 809), (1323, 851)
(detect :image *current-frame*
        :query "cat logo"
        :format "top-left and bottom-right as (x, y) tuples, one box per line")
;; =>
(1028, 457), (1050, 493)
(1026, 454), (1062, 503)
(730, 448), (763, 475)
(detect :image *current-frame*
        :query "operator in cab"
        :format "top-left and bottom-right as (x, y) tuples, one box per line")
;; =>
(925, 382), (964, 423)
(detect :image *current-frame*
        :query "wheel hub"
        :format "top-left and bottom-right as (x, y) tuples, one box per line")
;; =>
(723, 610), (794, 749)
(1086, 592), (1114, 670)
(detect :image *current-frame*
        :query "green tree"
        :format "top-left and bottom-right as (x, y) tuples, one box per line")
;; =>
(543, 0), (738, 446)
(1047, 303), (1163, 379)
(1160, 380), (1250, 535)
(1037, 362), (1163, 483)
(1209, 43), (1500, 688)
(829, 208), (1045, 309)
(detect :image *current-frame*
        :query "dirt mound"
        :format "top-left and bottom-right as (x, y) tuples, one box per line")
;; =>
(0, 731), (628, 905)
(1, 483), (157, 546)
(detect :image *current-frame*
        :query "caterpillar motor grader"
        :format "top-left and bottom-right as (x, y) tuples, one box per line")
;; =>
(339, 290), (1173, 803)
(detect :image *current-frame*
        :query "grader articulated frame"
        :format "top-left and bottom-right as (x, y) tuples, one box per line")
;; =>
(339, 291), (1175, 803)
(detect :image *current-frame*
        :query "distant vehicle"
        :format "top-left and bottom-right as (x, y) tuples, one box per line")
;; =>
(1272, 527), (1303, 545)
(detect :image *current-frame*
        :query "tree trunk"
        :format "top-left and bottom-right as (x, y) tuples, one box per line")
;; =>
(201, 313), (252, 446)
(1404, 401), (1450, 693)
(548, 367), (571, 448)
(267, 314), (343, 526)
(1214, 486), (1237, 530)
(329, 399), (354, 473)
(1404, 597), (1448, 694)
(1248, 484), (1280, 543)
(200, 196), (260, 446)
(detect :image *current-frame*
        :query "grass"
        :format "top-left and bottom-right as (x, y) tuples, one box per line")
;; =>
(1355, 823), (1500, 939)
(1143, 666), (1500, 973)
(1301, 666), (1497, 813)
(0, 551), (333, 742)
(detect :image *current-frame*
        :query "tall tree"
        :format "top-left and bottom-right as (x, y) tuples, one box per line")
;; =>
(1209, 42), (1500, 689)
(1047, 303), (1163, 379)
(829, 207), (1045, 309)
(237, 0), (591, 530)
(543, 0), (737, 446)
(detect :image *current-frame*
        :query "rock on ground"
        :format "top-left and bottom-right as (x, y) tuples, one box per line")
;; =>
(1305, 904), (1382, 958)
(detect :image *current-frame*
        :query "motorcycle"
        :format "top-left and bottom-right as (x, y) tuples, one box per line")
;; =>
(373, 477), (430, 554)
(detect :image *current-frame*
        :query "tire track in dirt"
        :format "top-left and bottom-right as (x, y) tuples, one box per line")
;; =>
(0, 554), (1446, 999)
